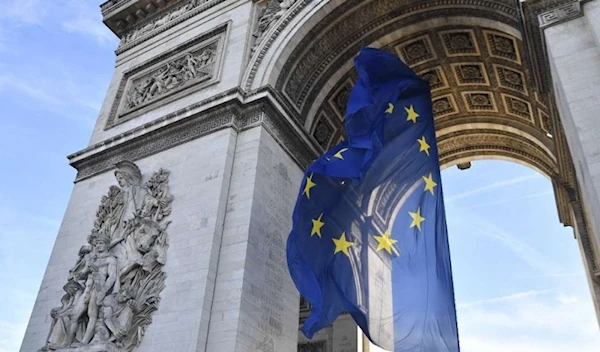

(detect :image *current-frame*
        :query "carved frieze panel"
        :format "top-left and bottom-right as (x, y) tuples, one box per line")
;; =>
(417, 67), (448, 92)
(111, 0), (228, 54)
(538, 0), (582, 28)
(494, 64), (527, 94)
(312, 112), (337, 150)
(105, 24), (227, 129)
(40, 161), (174, 352)
(432, 94), (459, 118)
(462, 91), (497, 112)
(503, 93), (534, 122)
(484, 30), (521, 64)
(439, 29), (480, 57)
(452, 63), (489, 86)
(395, 35), (437, 67)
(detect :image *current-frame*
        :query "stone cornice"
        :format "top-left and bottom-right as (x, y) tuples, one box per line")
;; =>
(529, 0), (589, 28)
(68, 86), (320, 182)
(114, 0), (228, 54)
(520, 0), (592, 93)
(101, 0), (185, 37)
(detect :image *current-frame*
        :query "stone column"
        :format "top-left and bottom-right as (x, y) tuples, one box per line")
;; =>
(541, 0), (600, 322)
(204, 122), (304, 352)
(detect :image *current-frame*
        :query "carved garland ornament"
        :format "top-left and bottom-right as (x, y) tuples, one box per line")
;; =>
(40, 161), (174, 352)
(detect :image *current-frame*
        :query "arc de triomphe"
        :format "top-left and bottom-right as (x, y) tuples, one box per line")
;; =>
(19, 0), (600, 351)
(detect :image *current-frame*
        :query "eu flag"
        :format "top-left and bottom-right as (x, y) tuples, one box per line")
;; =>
(286, 47), (460, 351)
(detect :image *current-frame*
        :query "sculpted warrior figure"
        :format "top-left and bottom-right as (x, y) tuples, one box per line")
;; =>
(81, 231), (119, 344)
(40, 279), (89, 350)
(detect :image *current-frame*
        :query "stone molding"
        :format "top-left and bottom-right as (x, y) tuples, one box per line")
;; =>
(244, 0), (310, 91)
(104, 22), (228, 129)
(537, 0), (583, 28)
(115, 0), (228, 55)
(69, 87), (319, 182)
(274, 0), (519, 118)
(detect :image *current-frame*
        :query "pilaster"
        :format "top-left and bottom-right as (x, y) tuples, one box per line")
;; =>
(538, 0), (600, 326)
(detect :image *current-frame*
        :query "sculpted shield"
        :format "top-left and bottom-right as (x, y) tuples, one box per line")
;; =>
(40, 161), (174, 352)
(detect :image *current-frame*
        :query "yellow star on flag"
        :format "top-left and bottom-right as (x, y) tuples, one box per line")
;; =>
(311, 213), (325, 238)
(405, 105), (419, 123)
(303, 173), (316, 199)
(385, 103), (394, 114)
(422, 173), (438, 195)
(409, 207), (425, 231)
(373, 230), (397, 254)
(334, 148), (349, 160)
(417, 136), (430, 156)
(333, 232), (354, 257)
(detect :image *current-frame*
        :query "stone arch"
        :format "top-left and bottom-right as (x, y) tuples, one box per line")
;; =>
(246, 0), (599, 302)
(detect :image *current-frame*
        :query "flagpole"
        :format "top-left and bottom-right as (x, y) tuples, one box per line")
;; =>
(362, 332), (370, 352)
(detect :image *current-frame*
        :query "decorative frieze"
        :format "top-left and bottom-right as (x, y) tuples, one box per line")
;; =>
(123, 43), (217, 112)
(538, 0), (582, 28)
(105, 23), (227, 129)
(71, 89), (318, 182)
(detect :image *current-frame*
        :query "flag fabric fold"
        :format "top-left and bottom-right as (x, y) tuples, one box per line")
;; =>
(286, 47), (460, 351)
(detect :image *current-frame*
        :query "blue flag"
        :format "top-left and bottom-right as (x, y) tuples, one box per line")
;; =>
(286, 47), (460, 351)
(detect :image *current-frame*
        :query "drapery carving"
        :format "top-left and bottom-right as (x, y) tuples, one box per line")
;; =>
(40, 161), (174, 352)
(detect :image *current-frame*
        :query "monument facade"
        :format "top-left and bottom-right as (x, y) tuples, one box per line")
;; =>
(19, 0), (600, 351)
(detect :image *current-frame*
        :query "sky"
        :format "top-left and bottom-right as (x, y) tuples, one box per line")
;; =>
(0, 1), (598, 352)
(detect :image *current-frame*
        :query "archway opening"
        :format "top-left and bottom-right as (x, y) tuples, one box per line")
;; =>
(245, 0), (600, 349)
(363, 160), (600, 351)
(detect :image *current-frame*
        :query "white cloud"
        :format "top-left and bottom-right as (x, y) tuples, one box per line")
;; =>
(0, 203), (59, 352)
(449, 207), (567, 275)
(446, 173), (542, 203)
(457, 288), (555, 309)
(60, 1), (117, 45)
(0, 72), (98, 128)
(369, 290), (600, 352)
(458, 191), (553, 210)
(0, 0), (117, 44)
(457, 292), (600, 352)
(0, 320), (28, 352)
(0, 0), (48, 25)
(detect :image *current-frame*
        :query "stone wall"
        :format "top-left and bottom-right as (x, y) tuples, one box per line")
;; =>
(20, 128), (238, 351)
(543, 0), (600, 320)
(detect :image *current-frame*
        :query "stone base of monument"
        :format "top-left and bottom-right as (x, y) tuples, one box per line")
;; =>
(54, 342), (123, 352)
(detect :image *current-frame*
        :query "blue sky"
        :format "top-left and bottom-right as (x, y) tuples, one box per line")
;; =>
(0, 1), (598, 351)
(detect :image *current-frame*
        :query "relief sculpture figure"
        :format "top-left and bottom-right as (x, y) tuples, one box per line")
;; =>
(40, 161), (174, 352)
(123, 45), (216, 112)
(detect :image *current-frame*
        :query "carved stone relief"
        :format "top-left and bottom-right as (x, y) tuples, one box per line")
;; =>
(123, 43), (217, 113)
(115, 0), (227, 54)
(40, 161), (174, 352)
(537, 0), (582, 28)
(251, 0), (299, 55)
(105, 24), (227, 129)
